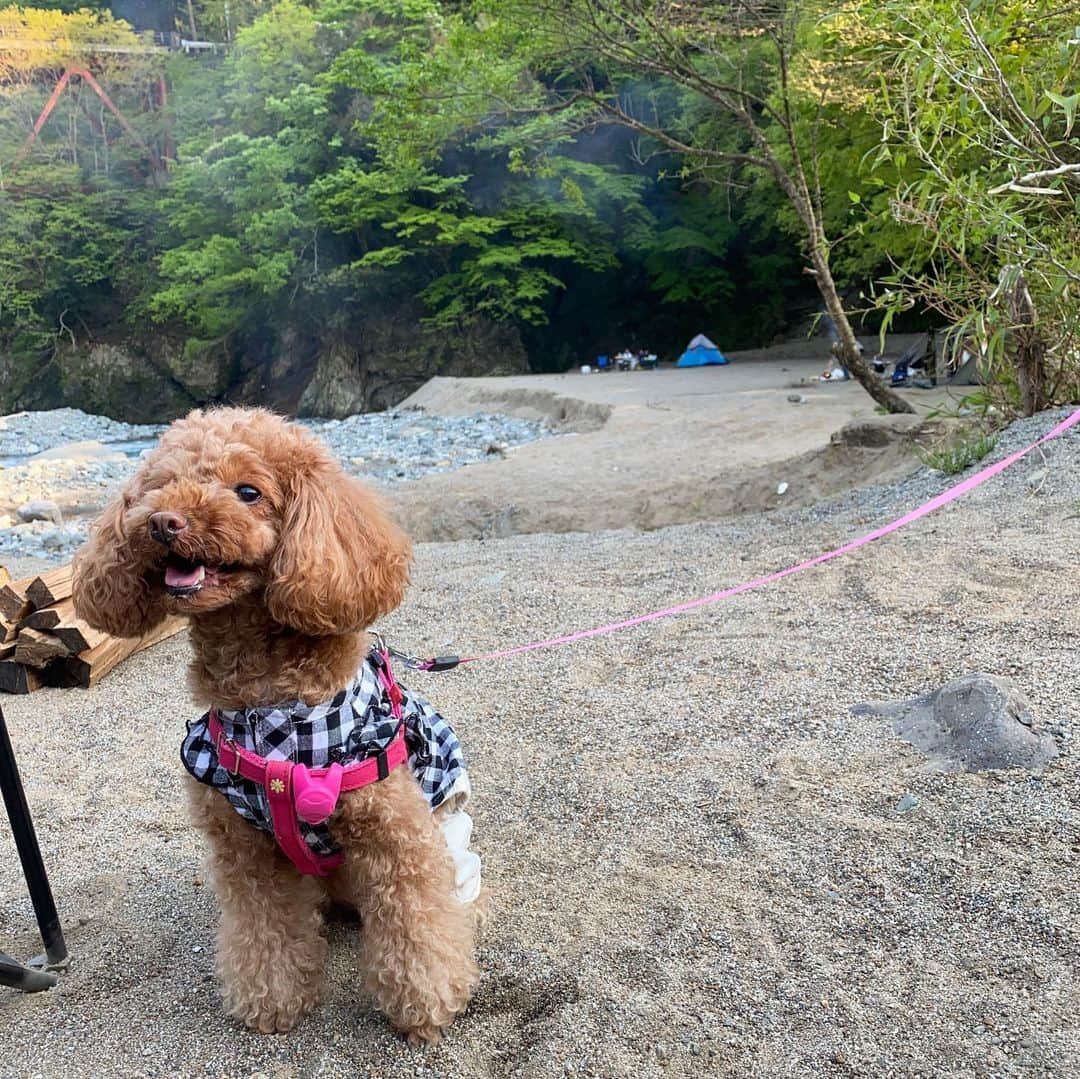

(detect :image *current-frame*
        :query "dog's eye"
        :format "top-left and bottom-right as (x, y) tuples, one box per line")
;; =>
(235, 485), (261, 504)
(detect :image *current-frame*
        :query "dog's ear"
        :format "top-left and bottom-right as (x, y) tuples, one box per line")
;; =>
(266, 463), (412, 636)
(72, 487), (170, 639)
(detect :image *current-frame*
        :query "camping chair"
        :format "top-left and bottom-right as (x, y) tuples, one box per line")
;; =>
(595, 354), (611, 372)
(0, 703), (68, 992)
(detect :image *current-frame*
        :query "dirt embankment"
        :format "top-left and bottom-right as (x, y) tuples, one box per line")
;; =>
(393, 363), (964, 541)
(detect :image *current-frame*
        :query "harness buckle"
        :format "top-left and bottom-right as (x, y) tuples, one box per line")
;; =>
(214, 724), (242, 779)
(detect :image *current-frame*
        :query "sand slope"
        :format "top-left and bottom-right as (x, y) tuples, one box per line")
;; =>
(394, 361), (969, 540)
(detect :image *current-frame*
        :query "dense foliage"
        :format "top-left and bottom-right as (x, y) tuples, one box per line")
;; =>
(1, 0), (1077, 415)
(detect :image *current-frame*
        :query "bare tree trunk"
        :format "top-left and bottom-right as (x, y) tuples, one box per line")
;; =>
(808, 244), (915, 414)
(759, 129), (916, 415)
(1006, 271), (1047, 416)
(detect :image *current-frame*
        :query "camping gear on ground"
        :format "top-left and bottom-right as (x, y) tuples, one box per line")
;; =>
(889, 332), (938, 386)
(947, 344), (986, 386)
(895, 335), (930, 370)
(676, 334), (728, 367)
(595, 354), (611, 371)
(0, 703), (68, 991)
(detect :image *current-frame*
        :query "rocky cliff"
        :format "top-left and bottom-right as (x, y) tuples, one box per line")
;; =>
(0, 307), (528, 422)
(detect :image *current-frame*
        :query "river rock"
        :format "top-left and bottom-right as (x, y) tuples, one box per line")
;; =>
(853, 673), (1059, 773)
(17, 499), (64, 526)
(28, 440), (127, 463)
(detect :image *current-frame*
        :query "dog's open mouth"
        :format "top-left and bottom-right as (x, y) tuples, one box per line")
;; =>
(164, 555), (244, 597)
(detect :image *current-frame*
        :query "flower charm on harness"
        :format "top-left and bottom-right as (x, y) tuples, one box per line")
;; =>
(269, 778), (285, 794)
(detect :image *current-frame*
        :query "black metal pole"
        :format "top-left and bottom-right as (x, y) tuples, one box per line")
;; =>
(0, 950), (57, 991)
(0, 703), (67, 972)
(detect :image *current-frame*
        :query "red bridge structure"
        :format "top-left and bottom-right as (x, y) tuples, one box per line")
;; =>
(0, 6), (224, 180)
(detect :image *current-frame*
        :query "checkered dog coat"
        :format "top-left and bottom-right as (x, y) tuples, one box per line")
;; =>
(181, 651), (468, 859)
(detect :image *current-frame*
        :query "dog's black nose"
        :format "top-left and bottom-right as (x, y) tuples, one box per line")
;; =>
(149, 511), (188, 547)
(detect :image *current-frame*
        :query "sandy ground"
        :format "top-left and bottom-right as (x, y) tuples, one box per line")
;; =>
(1, 386), (1077, 1078)
(393, 354), (973, 539)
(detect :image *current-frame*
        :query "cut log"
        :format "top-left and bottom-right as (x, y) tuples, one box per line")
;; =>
(0, 661), (43, 694)
(51, 618), (109, 655)
(0, 566), (10, 588)
(0, 621), (15, 644)
(0, 643), (15, 661)
(0, 578), (31, 622)
(44, 616), (186, 689)
(14, 627), (71, 668)
(19, 598), (76, 632)
(26, 566), (74, 610)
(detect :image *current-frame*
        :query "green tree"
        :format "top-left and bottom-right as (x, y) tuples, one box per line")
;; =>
(148, 0), (645, 341)
(0, 168), (150, 387)
(144, 2), (325, 337)
(316, 0), (645, 328)
(839, 0), (1080, 413)
(349, 0), (915, 410)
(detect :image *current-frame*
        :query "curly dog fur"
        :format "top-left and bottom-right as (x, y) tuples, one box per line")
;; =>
(73, 407), (480, 1043)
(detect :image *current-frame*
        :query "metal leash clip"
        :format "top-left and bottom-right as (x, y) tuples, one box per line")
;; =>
(385, 644), (461, 673)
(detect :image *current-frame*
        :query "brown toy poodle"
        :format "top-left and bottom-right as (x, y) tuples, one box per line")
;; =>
(72, 407), (481, 1044)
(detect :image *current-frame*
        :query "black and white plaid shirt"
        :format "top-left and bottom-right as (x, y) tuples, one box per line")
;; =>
(180, 652), (467, 857)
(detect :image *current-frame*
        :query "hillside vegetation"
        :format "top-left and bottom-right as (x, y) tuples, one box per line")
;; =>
(1, 1), (1078, 418)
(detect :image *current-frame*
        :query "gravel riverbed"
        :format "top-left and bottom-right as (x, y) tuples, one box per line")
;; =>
(0, 407), (549, 562)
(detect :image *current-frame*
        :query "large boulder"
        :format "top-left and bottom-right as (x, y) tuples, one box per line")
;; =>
(854, 673), (1059, 773)
(0, 336), (200, 422)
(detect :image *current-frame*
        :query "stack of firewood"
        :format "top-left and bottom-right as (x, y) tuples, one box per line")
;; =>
(0, 564), (185, 694)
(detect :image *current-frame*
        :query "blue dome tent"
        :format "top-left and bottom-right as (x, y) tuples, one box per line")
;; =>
(676, 333), (728, 367)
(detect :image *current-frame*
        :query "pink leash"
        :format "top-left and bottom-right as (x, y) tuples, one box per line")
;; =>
(401, 408), (1080, 671)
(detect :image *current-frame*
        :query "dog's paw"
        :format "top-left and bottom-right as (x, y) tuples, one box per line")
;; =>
(227, 994), (313, 1035)
(404, 1024), (443, 1048)
(381, 962), (479, 1046)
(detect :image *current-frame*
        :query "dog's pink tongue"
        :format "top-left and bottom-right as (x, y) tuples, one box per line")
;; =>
(165, 563), (205, 588)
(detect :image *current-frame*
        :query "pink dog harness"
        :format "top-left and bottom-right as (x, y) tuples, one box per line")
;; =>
(192, 648), (410, 876)
(207, 712), (407, 877)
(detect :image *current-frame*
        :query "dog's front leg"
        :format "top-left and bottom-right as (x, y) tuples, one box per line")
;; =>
(331, 769), (479, 1045)
(186, 780), (327, 1033)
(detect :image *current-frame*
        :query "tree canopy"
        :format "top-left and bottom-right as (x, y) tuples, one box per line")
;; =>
(1, 0), (1077, 416)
